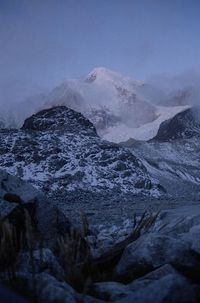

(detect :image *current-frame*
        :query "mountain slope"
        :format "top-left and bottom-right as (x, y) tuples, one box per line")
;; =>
(151, 108), (200, 142)
(124, 109), (200, 197)
(43, 67), (190, 142)
(132, 138), (200, 197)
(0, 67), (189, 143)
(0, 106), (162, 197)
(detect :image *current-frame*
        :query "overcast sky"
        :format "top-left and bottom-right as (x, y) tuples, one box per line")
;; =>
(0, 0), (200, 104)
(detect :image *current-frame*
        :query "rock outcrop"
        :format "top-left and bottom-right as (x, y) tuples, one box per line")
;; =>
(0, 106), (161, 196)
(152, 108), (200, 142)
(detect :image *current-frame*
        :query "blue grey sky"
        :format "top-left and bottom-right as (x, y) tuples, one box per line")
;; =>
(0, 0), (200, 103)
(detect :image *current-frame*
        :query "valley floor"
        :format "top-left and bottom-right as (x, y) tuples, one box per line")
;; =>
(50, 190), (200, 227)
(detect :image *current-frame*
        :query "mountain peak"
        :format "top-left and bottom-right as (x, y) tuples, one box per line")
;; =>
(21, 106), (97, 136)
(85, 67), (123, 83)
(85, 67), (144, 89)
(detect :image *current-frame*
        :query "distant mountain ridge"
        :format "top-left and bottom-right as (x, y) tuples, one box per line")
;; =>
(0, 67), (190, 143)
(152, 108), (200, 142)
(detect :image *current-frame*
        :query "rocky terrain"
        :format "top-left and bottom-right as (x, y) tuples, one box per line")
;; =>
(0, 100), (200, 302)
(152, 107), (200, 141)
(121, 108), (200, 199)
(0, 67), (189, 143)
(1, 170), (200, 302)
(0, 106), (161, 197)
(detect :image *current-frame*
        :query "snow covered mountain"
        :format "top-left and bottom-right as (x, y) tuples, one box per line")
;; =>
(124, 108), (200, 198)
(44, 67), (189, 142)
(0, 67), (190, 143)
(0, 106), (162, 197)
(152, 108), (200, 141)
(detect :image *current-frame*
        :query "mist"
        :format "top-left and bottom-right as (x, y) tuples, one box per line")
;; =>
(138, 70), (200, 109)
(1, 0), (200, 109)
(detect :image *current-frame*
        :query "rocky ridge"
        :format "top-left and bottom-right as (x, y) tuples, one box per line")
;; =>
(152, 108), (200, 142)
(0, 106), (161, 197)
(122, 108), (200, 198)
(0, 67), (189, 143)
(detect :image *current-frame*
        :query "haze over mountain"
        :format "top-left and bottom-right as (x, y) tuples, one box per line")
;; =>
(0, 67), (191, 143)
(1, 2), (200, 302)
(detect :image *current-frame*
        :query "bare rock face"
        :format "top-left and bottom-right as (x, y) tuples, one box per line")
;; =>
(92, 281), (132, 301)
(17, 248), (65, 280)
(22, 106), (97, 136)
(116, 269), (197, 303)
(152, 108), (200, 142)
(0, 170), (72, 244)
(25, 272), (78, 303)
(0, 106), (162, 197)
(115, 232), (200, 279)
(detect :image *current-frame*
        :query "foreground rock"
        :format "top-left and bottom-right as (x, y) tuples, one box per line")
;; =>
(17, 248), (65, 280)
(92, 282), (132, 301)
(1, 171), (200, 303)
(153, 205), (200, 236)
(0, 169), (72, 245)
(0, 169), (43, 203)
(25, 272), (78, 303)
(115, 232), (200, 279)
(116, 266), (197, 303)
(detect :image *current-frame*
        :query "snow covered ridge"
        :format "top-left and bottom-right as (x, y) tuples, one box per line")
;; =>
(151, 108), (200, 142)
(124, 109), (200, 197)
(44, 67), (190, 142)
(0, 67), (190, 142)
(0, 106), (162, 196)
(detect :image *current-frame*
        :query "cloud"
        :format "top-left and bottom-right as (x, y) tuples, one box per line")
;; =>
(142, 69), (200, 107)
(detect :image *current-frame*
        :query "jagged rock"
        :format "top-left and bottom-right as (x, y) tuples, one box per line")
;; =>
(187, 225), (200, 255)
(181, 224), (200, 255)
(115, 232), (200, 279)
(92, 281), (132, 301)
(132, 136), (200, 197)
(115, 269), (197, 303)
(152, 108), (200, 142)
(0, 285), (30, 303)
(0, 170), (74, 245)
(153, 206), (200, 236)
(22, 106), (97, 136)
(24, 272), (78, 303)
(0, 106), (162, 197)
(81, 295), (106, 302)
(127, 264), (180, 290)
(0, 169), (42, 205)
(3, 193), (23, 204)
(0, 199), (18, 219)
(17, 248), (65, 280)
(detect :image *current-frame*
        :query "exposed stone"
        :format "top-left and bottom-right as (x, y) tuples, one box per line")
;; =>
(182, 224), (200, 255)
(0, 106), (162, 196)
(92, 281), (131, 301)
(0, 169), (43, 204)
(0, 170), (74, 247)
(128, 264), (180, 291)
(0, 199), (18, 219)
(22, 106), (97, 136)
(3, 193), (23, 204)
(81, 294), (106, 303)
(28, 272), (78, 303)
(115, 232), (200, 278)
(153, 206), (200, 236)
(115, 270), (197, 303)
(152, 108), (200, 142)
(17, 248), (65, 280)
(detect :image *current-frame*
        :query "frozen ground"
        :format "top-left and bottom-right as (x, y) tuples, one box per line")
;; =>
(50, 190), (200, 228)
